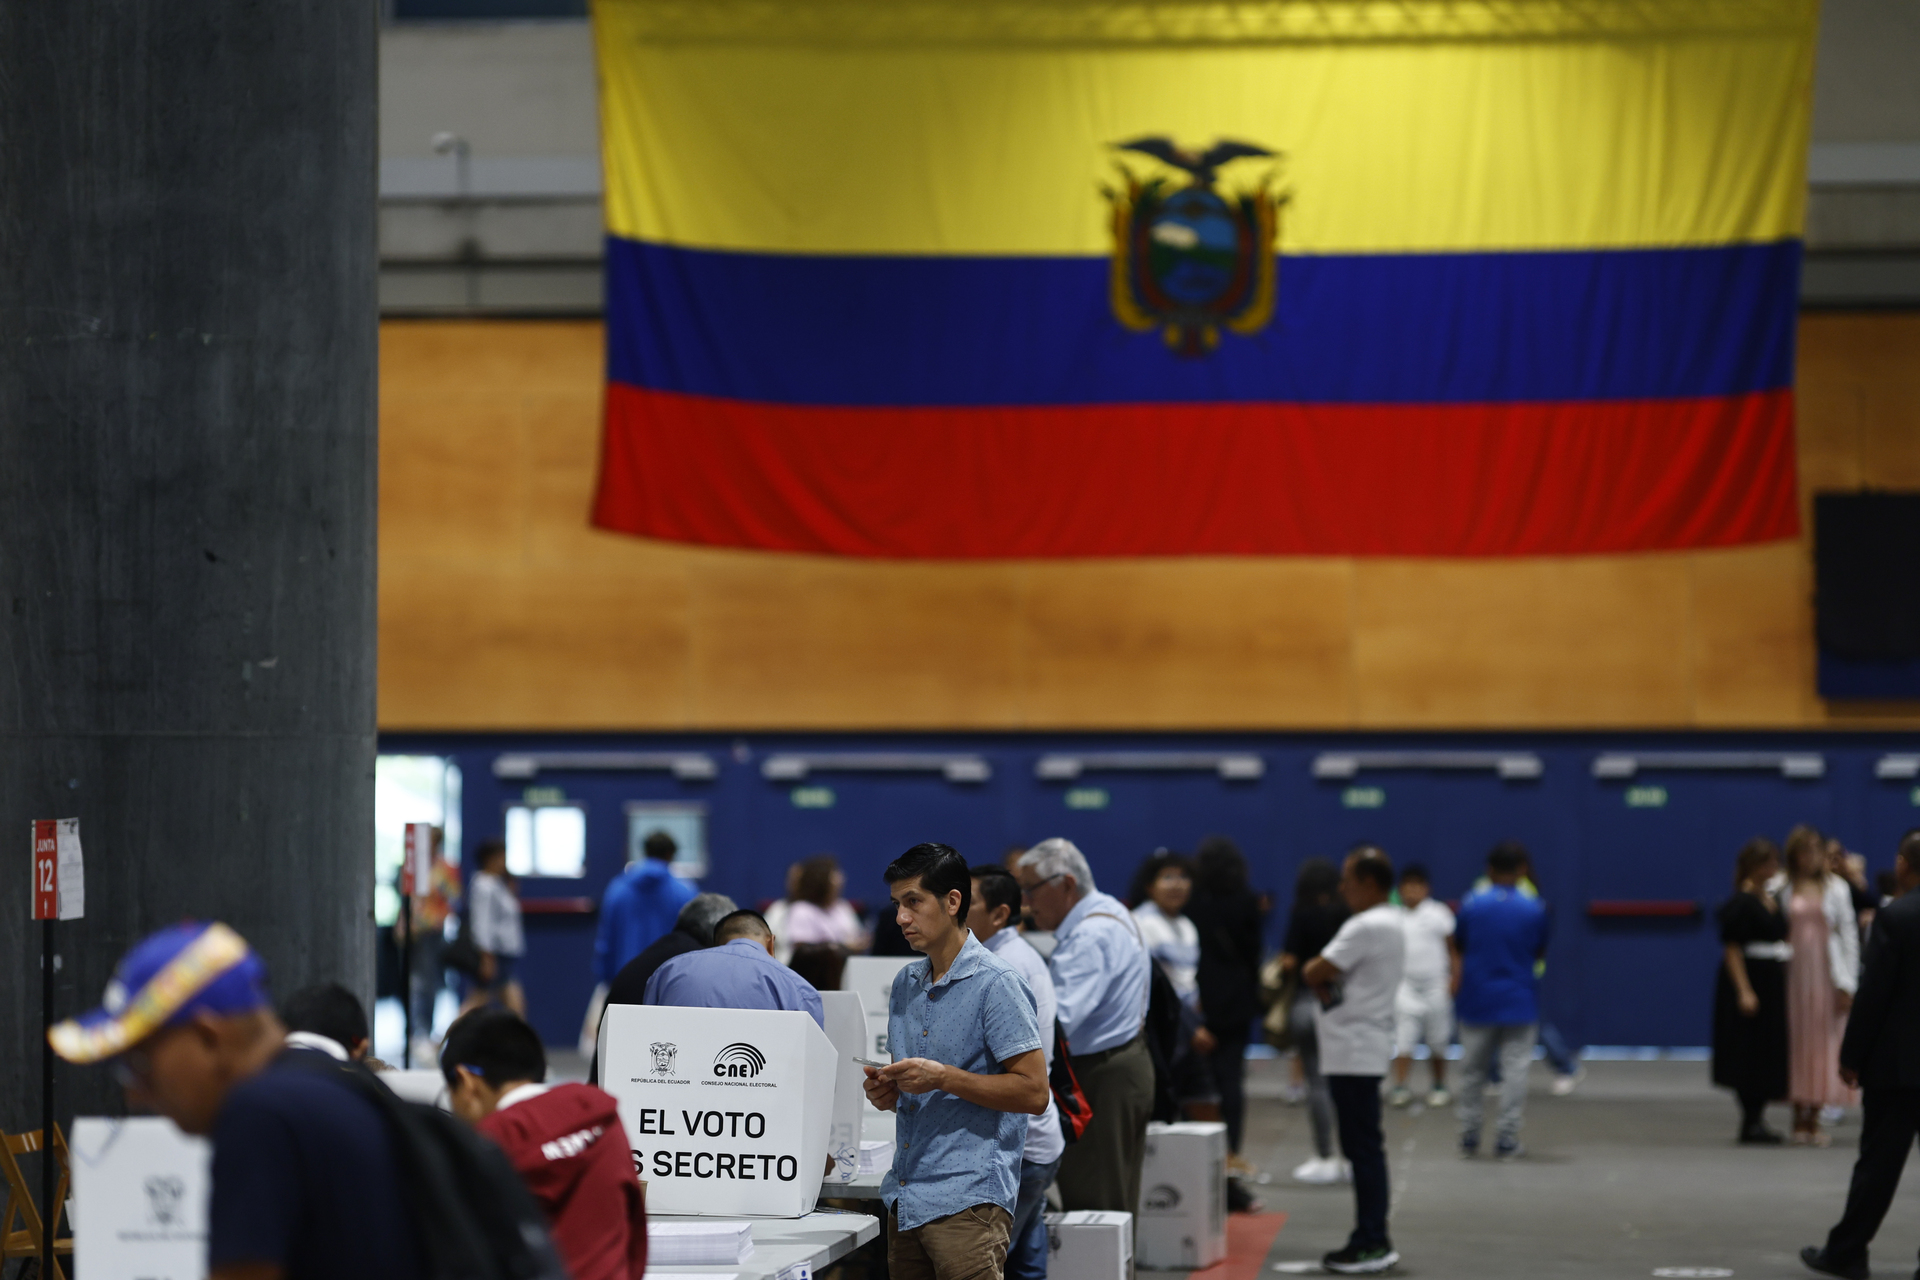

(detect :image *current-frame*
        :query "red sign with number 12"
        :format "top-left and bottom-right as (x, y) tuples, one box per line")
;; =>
(32, 819), (58, 920)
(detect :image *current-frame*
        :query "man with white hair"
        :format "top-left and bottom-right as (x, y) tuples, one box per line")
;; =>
(1015, 837), (1153, 1214)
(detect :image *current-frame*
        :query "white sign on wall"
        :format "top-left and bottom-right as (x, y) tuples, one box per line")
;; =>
(817, 991), (868, 1184)
(598, 1004), (836, 1217)
(70, 1117), (210, 1280)
(841, 956), (912, 1060)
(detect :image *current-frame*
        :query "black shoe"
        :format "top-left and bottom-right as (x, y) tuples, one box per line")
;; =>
(1226, 1178), (1263, 1213)
(1740, 1123), (1785, 1145)
(1801, 1245), (1868, 1280)
(1322, 1243), (1399, 1274)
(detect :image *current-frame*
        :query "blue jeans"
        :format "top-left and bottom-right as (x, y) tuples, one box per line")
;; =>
(1007, 1155), (1061, 1280)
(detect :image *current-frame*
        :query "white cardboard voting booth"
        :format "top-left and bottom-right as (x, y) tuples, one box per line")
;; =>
(1046, 1211), (1134, 1280)
(817, 990), (869, 1185)
(70, 1117), (211, 1280)
(839, 956), (912, 1060)
(1136, 1121), (1227, 1270)
(599, 1004), (837, 1217)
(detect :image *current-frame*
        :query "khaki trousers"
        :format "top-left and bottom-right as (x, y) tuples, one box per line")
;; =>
(1055, 1032), (1155, 1214)
(888, 1203), (1013, 1280)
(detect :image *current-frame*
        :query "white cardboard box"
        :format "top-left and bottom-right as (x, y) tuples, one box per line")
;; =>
(599, 1004), (837, 1217)
(1136, 1121), (1227, 1270)
(1046, 1211), (1133, 1280)
(840, 956), (913, 1060)
(817, 989), (869, 1183)
(70, 1117), (211, 1280)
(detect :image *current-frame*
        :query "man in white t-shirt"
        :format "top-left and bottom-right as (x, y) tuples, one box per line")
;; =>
(1303, 847), (1406, 1276)
(1390, 864), (1456, 1109)
(970, 865), (1065, 1280)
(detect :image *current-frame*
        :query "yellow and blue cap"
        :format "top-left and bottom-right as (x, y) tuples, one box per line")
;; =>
(49, 921), (270, 1064)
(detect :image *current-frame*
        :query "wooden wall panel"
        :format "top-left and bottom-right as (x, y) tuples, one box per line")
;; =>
(378, 315), (1920, 730)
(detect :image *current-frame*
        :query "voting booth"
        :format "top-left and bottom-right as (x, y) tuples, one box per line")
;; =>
(599, 1004), (838, 1216)
(1136, 1121), (1227, 1270)
(69, 1117), (210, 1280)
(840, 956), (911, 1060)
(817, 991), (869, 1185)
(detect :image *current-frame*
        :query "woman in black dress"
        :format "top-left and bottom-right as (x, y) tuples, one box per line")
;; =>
(1713, 837), (1789, 1144)
(1187, 836), (1268, 1176)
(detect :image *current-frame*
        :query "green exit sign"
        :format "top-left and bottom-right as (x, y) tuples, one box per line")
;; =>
(790, 786), (835, 809)
(522, 785), (566, 806)
(1911, 786), (1920, 808)
(1626, 785), (1668, 809)
(1065, 788), (1109, 810)
(1341, 786), (1385, 809)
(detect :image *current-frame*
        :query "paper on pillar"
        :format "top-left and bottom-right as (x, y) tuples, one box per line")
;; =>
(598, 1004), (836, 1216)
(55, 818), (83, 920)
(70, 1116), (210, 1280)
(841, 956), (911, 1061)
(818, 990), (867, 1183)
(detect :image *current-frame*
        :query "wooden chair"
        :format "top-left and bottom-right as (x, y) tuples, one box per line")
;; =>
(0, 1125), (72, 1280)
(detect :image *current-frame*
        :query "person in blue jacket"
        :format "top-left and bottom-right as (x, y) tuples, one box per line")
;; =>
(594, 829), (696, 988)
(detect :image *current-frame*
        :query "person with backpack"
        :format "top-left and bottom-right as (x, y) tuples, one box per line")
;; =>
(49, 922), (430, 1280)
(442, 1007), (648, 1280)
(1015, 837), (1154, 1216)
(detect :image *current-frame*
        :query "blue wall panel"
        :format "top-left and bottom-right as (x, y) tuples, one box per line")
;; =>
(379, 730), (1920, 1051)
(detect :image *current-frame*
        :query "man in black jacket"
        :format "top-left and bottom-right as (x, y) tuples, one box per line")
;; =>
(1803, 831), (1920, 1280)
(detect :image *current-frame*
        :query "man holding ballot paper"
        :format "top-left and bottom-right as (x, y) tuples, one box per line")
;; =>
(863, 843), (1051, 1280)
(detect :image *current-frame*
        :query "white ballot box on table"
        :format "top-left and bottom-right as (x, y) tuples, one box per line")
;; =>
(1046, 1211), (1133, 1280)
(70, 1117), (210, 1280)
(599, 1004), (836, 1216)
(817, 990), (870, 1184)
(1136, 1120), (1227, 1270)
(839, 956), (912, 1061)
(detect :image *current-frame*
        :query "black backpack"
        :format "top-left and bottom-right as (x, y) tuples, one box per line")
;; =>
(280, 1054), (570, 1280)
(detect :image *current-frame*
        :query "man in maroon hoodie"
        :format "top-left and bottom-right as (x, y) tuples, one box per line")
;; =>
(442, 1008), (648, 1280)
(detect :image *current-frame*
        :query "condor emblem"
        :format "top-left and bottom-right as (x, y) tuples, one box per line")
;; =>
(1103, 137), (1286, 356)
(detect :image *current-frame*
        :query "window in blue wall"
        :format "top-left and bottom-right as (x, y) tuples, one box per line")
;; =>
(626, 802), (709, 880)
(506, 803), (588, 877)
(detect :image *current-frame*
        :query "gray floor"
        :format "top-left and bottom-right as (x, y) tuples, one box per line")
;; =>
(1243, 1059), (1920, 1278)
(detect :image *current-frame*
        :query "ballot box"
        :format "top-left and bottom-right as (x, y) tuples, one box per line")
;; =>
(840, 956), (913, 1060)
(1136, 1121), (1227, 1270)
(70, 1117), (211, 1280)
(599, 1003), (838, 1217)
(1046, 1211), (1134, 1280)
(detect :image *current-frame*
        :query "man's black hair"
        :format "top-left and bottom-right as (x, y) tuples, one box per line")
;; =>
(1348, 847), (1395, 892)
(440, 1006), (546, 1089)
(1399, 863), (1431, 886)
(714, 909), (772, 944)
(885, 842), (971, 922)
(474, 837), (507, 869)
(1899, 828), (1920, 876)
(1487, 841), (1529, 877)
(281, 982), (369, 1052)
(643, 829), (678, 862)
(969, 863), (1022, 921)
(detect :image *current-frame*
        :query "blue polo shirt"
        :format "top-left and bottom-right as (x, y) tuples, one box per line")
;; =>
(882, 932), (1043, 1230)
(643, 936), (825, 1027)
(1454, 884), (1550, 1026)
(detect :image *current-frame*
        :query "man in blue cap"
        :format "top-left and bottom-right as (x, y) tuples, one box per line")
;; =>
(50, 921), (425, 1280)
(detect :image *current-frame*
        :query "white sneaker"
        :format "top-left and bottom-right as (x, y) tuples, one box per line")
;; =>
(1387, 1086), (1413, 1108)
(1291, 1156), (1342, 1185)
(1550, 1068), (1586, 1096)
(1427, 1087), (1451, 1107)
(1820, 1105), (1846, 1126)
(1338, 1158), (1353, 1183)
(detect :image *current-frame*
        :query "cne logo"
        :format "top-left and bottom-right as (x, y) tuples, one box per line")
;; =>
(1143, 1183), (1182, 1211)
(713, 1042), (768, 1079)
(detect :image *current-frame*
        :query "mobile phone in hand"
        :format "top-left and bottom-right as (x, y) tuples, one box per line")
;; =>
(853, 1056), (889, 1068)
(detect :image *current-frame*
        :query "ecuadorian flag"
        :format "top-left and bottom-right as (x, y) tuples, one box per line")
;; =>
(590, 1), (1813, 558)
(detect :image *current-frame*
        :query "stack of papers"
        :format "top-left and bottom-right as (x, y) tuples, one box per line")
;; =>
(858, 1140), (894, 1176)
(647, 1221), (755, 1265)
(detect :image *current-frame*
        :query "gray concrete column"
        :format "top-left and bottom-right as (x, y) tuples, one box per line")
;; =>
(0, 4), (378, 1121)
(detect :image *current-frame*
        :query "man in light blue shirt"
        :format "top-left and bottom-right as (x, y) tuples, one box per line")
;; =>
(865, 843), (1049, 1280)
(644, 910), (824, 1028)
(594, 831), (697, 987)
(1016, 837), (1152, 1215)
(969, 865), (1065, 1280)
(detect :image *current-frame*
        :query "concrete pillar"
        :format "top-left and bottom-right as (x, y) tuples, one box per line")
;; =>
(0, 4), (377, 1121)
